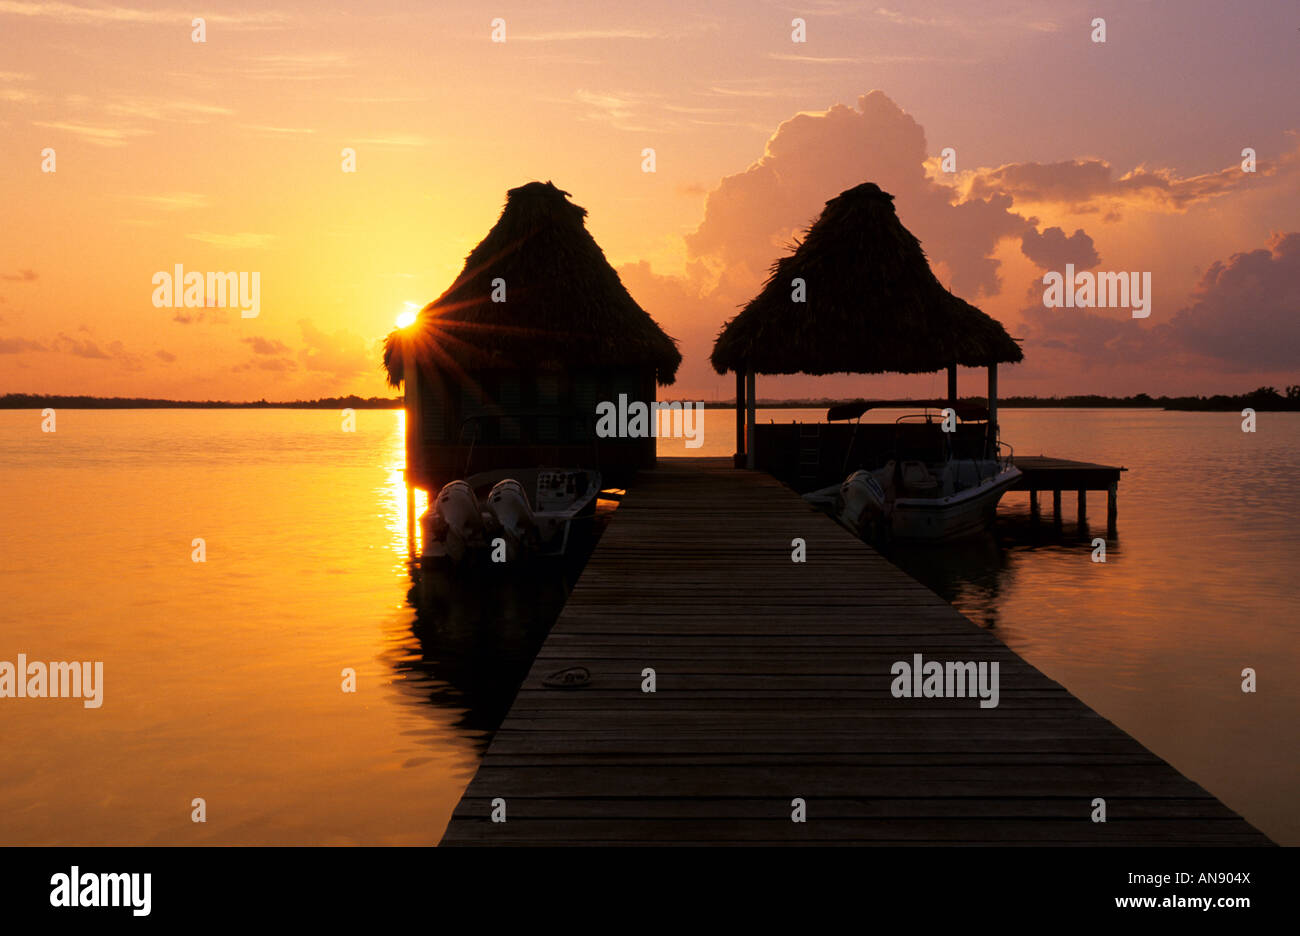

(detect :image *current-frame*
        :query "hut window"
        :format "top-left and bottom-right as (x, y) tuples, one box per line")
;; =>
(533, 374), (560, 440)
(422, 397), (445, 441)
(536, 374), (560, 404)
(460, 383), (483, 415)
(499, 374), (521, 441)
(426, 379), (452, 441)
(573, 374), (596, 440)
(459, 384), (483, 443)
(612, 372), (639, 402)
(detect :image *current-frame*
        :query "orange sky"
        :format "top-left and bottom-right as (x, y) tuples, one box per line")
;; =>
(1, 0), (1297, 401)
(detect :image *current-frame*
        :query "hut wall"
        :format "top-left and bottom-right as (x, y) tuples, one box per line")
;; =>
(410, 363), (657, 489)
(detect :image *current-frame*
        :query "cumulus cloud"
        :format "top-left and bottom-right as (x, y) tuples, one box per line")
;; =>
(1166, 231), (1300, 371)
(234, 335), (295, 372)
(55, 333), (111, 359)
(1020, 232), (1300, 371)
(296, 319), (370, 379)
(1019, 226), (1100, 271)
(0, 336), (46, 353)
(616, 260), (730, 362)
(684, 90), (1047, 300)
(1019, 305), (1168, 367)
(172, 308), (230, 324)
(242, 336), (290, 355)
(612, 89), (1298, 394)
(619, 90), (1120, 391)
(234, 356), (296, 373)
(49, 330), (145, 370)
(963, 151), (1296, 216)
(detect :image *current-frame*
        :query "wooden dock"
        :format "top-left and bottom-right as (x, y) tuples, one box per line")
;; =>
(441, 457), (1269, 846)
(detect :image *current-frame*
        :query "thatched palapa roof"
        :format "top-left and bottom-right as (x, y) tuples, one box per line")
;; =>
(384, 181), (681, 387)
(710, 182), (1022, 376)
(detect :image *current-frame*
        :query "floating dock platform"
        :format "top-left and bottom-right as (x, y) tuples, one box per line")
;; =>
(441, 457), (1268, 846)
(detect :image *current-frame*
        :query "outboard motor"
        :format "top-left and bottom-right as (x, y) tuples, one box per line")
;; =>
(485, 478), (538, 560)
(425, 480), (486, 561)
(836, 471), (885, 534)
(836, 461), (894, 543)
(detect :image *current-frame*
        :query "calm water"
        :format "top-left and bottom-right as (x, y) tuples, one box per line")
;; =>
(1, 408), (1296, 844)
(0, 409), (548, 845)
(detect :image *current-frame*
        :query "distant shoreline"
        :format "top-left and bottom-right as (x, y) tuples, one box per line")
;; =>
(3, 391), (1297, 412)
(0, 394), (403, 410)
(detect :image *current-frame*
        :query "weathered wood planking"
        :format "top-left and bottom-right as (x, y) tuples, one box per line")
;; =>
(441, 457), (1270, 846)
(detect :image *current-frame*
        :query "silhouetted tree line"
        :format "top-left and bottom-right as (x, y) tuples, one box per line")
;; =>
(703, 387), (1300, 412)
(1158, 386), (1300, 411)
(3, 389), (1297, 411)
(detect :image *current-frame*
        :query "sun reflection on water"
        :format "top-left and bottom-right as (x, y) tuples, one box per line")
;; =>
(382, 408), (428, 563)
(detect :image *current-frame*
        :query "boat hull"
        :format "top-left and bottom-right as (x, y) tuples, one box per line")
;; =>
(890, 465), (1021, 542)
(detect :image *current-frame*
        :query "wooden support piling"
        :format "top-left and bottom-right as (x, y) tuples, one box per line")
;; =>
(405, 480), (416, 559)
(1010, 458), (1125, 534)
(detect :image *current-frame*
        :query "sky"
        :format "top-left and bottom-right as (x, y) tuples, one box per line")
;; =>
(0, 0), (1297, 401)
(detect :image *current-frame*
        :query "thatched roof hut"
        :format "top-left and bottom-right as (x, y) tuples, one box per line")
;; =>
(711, 182), (1022, 468)
(387, 182), (682, 487)
(384, 180), (681, 387)
(710, 182), (1021, 376)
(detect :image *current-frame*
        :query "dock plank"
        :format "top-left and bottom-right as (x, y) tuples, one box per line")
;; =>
(441, 457), (1270, 846)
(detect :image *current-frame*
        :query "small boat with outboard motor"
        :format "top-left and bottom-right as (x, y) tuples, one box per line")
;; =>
(419, 413), (603, 566)
(421, 466), (601, 565)
(803, 404), (1020, 544)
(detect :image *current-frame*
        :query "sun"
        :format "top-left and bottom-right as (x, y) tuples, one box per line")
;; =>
(395, 304), (418, 329)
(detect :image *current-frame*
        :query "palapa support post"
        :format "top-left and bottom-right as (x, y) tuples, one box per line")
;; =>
(947, 363), (958, 407)
(1108, 482), (1118, 536)
(734, 369), (746, 468)
(1029, 489), (1039, 523)
(745, 370), (757, 470)
(986, 362), (998, 459)
(1077, 489), (1087, 528)
(1053, 490), (1062, 528)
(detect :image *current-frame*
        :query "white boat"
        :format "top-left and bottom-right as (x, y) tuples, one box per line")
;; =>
(421, 467), (601, 564)
(804, 409), (1021, 543)
(807, 457), (1020, 543)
